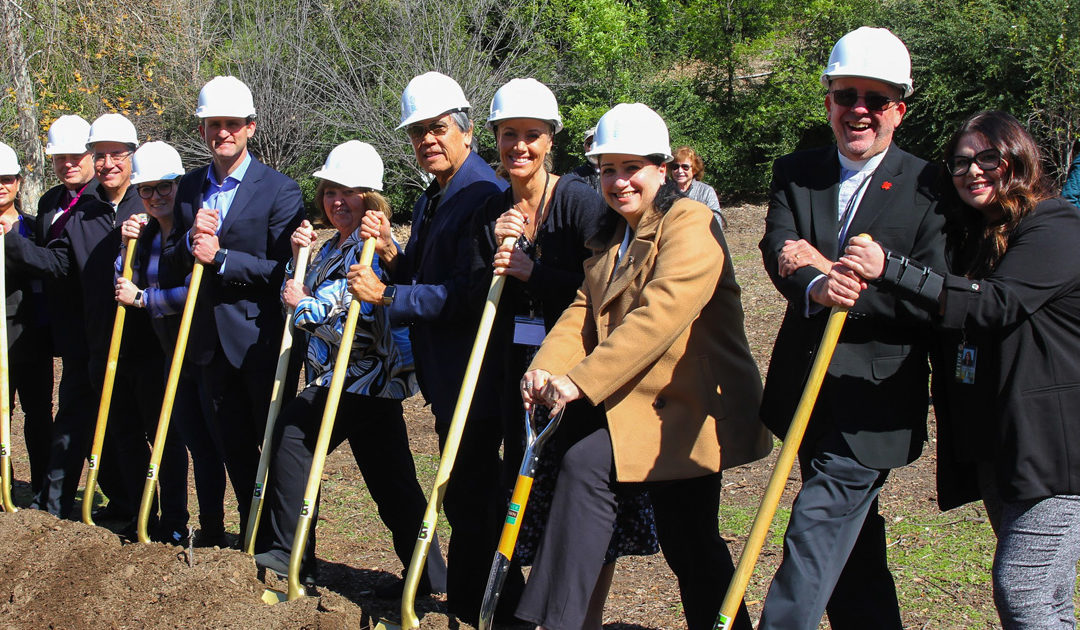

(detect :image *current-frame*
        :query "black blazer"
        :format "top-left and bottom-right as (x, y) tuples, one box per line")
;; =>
(160, 157), (304, 369)
(759, 144), (946, 469)
(4, 212), (50, 364)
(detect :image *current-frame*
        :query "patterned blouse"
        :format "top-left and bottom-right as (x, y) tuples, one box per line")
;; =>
(287, 229), (418, 400)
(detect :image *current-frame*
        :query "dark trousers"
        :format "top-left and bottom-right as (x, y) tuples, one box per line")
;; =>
(759, 436), (901, 630)
(197, 349), (278, 530)
(30, 356), (95, 518)
(9, 356), (54, 495)
(100, 351), (189, 531)
(255, 386), (447, 590)
(437, 405), (524, 624)
(171, 370), (225, 533)
(517, 426), (750, 630)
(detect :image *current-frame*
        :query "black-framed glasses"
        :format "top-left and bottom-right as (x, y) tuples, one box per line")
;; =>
(673, 163), (692, 172)
(946, 149), (1002, 177)
(406, 120), (451, 142)
(830, 88), (898, 112)
(93, 150), (133, 165)
(137, 181), (177, 199)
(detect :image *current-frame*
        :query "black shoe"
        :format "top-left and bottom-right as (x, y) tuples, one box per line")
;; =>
(374, 578), (433, 600)
(192, 527), (228, 548)
(153, 526), (190, 546)
(93, 503), (135, 522)
(254, 551), (316, 588)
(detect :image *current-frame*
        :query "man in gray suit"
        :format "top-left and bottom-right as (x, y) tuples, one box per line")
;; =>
(757, 27), (946, 629)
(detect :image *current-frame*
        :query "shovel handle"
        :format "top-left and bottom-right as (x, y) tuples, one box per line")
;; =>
(715, 234), (870, 630)
(137, 261), (206, 543)
(0, 227), (14, 513)
(286, 237), (375, 600)
(82, 236), (139, 524)
(244, 243), (311, 555)
(400, 235), (517, 629)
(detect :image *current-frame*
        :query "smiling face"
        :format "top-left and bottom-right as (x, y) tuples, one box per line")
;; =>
(321, 183), (367, 240)
(0, 174), (19, 212)
(409, 113), (472, 186)
(51, 153), (95, 190)
(137, 179), (178, 223)
(599, 153), (667, 229)
(496, 118), (552, 182)
(826, 77), (906, 161)
(199, 116), (255, 170)
(91, 141), (133, 197)
(671, 160), (693, 189)
(951, 132), (1006, 217)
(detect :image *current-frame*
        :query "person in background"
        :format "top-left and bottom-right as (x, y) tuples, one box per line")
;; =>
(670, 145), (724, 228)
(756, 27), (945, 630)
(571, 126), (601, 193)
(842, 110), (1080, 630)
(519, 103), (769, 630)
(1060, 145), (1080, 208)
(0, 142), (52, 498)
(348, 71), (507, 622)
(160, 76), (305, 538)
(113, 141), (225, 545)
(253, 141), (446, 594)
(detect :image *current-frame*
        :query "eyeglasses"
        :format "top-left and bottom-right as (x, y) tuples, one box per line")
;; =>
(946, 149), (1002, 177)
(406, 120), (451, 142)
(829, 88), (899, 112)
(93, 150), (133, 165)
(673, 163), (692, 172)
(137, 181), (176, 199)
(0, 175), (17, 186)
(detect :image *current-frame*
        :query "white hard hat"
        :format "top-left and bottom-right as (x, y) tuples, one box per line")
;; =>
(586, 103), (672, 162)
(312, 140), (384, 191)
(486, 78), (563, 133)
(821, 27), (913, 97)
(86, 113), (139, 149)
(45, 115), (92, 155)
(397, 72), (471, 130)
(196, 76), (257, 119)
(0, 142), (20, 176)
(130, 141), (184, 185)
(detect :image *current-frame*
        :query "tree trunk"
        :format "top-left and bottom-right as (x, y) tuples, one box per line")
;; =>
(1, 0), (45, 215)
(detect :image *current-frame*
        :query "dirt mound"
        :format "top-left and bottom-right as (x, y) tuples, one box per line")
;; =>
(0, 510), (369, 630)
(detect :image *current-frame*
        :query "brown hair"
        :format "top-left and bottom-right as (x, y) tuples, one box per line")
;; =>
(672, 146), (705, 180)
(943, 110), (1054, 278)
(313, 180), (390, 229)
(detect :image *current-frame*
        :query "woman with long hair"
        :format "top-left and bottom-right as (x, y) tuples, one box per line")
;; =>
(842, 110), (1080, 628)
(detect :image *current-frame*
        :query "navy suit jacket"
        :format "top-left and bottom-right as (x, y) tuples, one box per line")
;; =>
(160, 156), (304, 369)
(759, 143), (946, 469)
(387, 151), (507, 422)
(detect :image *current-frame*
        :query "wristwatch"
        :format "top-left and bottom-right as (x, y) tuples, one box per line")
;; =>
(134, 290), (145, 309)
(381, 284), (397, 307)
(213, 248), (228, 269)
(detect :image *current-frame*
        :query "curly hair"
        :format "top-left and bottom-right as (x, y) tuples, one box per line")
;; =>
(942, 110), (1054, 278)
(313, 180), (390, 230)
(672, 146), (705, 181)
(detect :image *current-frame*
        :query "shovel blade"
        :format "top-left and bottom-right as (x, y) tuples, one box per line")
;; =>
(262, 588), (287, 605)
(372, 620), (401, 630)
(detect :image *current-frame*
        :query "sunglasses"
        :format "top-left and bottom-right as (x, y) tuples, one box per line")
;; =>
(0, 175), (17, 186)
(672, 163), (692, 172)
(829, 88), (899, 112)
(946, 149), (1002, 177)
(406, 120), (451, 142)
(137, 181), (177, 199)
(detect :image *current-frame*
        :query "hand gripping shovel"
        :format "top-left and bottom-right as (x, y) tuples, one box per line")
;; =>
(136, 261), (206, 543)
(714, 235), (870, 630)
(477, 404), (565, 630)
(384, 235), (517, 630)
(256, 237), (378, 603)
(243, 244), (311, 555)
(81, 235), (139, 524)
(0, 226), (16, 512)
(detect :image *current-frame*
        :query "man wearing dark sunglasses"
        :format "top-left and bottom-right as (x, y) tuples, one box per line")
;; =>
(758, 27), (946, 630)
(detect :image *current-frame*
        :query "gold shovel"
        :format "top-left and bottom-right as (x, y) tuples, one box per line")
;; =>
(243, 243), (311, 555)
(0, 226), (17, 512)
(81, 233), (139, 524)
(136, 261), (206, 543)
(714, 235), (870, 630)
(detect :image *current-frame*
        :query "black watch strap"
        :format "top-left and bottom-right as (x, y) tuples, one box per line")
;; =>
(381, 284), (397, 306)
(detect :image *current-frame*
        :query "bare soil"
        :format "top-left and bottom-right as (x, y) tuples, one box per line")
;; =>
(0, 203), (968, 629)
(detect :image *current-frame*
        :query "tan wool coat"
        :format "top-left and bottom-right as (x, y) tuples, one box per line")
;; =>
(530, 197), (771, 482)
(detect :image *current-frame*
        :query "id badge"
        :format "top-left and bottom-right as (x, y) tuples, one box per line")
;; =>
(513, 315), (546, 347)
(954, 343), (976, 384)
